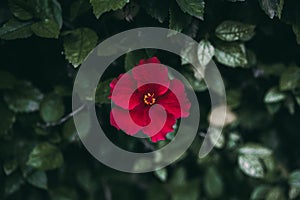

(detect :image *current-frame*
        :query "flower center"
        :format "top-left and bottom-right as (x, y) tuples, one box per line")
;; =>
(143, 93), (156, 105)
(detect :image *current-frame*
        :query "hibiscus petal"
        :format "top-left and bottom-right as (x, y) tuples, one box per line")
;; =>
(110, 73), (140, 110)
(138, 57), (161, 65)
(158, 79), (191, 119)
(145, 113), (176, 142)
(132, 61), (170, 96)
(110, 107), (142, 135)
(129, 104), (151, 126)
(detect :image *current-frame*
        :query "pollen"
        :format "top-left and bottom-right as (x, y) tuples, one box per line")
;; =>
(143, 93), (156, 105)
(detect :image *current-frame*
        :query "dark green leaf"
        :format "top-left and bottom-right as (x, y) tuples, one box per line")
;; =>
(197, 39), (215, 67)
(0, 101), (16, 137)
(238, 155), (264, 178)
(26, 170), (48, 190)
(63, 28), (98, 68)
(8, 0), (33, 20)
(0, 70), (16, 89)
(154, 168), (167, 182)
(40, 94), (65, 123)
(265, 187), (286, 200)
(204, 167), (223, 198)
(172, 180), (199, 200)
(239, 143), (273, 157)
(169, 2), (191, 33)
(0, 18), (33, 40)
(215, 20), (256, 42)
(26, 142), (64, 170)
(4, 81), (43, 113)
(124, 50), (148, 71)
(142, 0), (169, 23)
(70, 0), (91, 21)
(289, 170), (300, 188)
(292, 24), (300, 45)
(50, 187), (78, 200)
(3, 159), (18, 176)
(4, 173), (24, 195)
(176, 0), (205, 20)
(90, 0), (129, 18)
(214, 43), (248, 67)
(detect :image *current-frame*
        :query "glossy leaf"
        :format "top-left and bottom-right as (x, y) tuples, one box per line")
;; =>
(176, 0), (205, 20)
(264, 87), (286, 103)
(238, 155), (264, 178)
(40, 94), (65, 123)
(90, 0), (129, 18)
(197, 39), (215, 67)
(258, 0), (284, 19)
(0, 19), (33, 40)
(279, 66), (300, 91)
(214, 43), (248, 67)
(26, 170), (48, 190)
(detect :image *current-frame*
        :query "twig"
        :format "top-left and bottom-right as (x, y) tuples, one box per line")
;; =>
(37, 104), (86, 128)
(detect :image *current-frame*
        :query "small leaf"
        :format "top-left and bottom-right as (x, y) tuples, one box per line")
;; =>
(204, 167), (223, 198)
(197, 39), (215, 67)
(214, 43), (248, 67)
(289, 170), (300, 188)
(26, 170), (48, 190)
(63, 28), (98, 68)
(239, 143), (273, 157)
(264, 87), (286, 103)
(208, 127), (225, 149)
(215, 20), (256, 42)
(238, 155), (264, 178)
(95, 78), (113, 104)
(90, 0), (129, 18)
(4, 81), (43, 113)
(265, 187), (286, 200)
(258, 0), (284, 19)
(176, 0), (205, 20)
(142, 0), (169, 23)
(154, 168), (167, 182)
(172, 180), (200, 200)
(27, 142), (64, 170)
(40, 94), (65, 123)
(3, 159), (18, 176)
(292, 24), (300, 45)
(279, 66), (300, 91)
(251, 185), (272, 200)
(0, 18), (33, 40)
(31, 19), (60, 38)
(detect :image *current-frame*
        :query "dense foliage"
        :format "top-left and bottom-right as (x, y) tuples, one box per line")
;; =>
(1, 0), (300, 199)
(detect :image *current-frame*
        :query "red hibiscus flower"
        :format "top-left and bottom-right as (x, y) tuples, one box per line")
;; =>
(109, 57), (191, 142)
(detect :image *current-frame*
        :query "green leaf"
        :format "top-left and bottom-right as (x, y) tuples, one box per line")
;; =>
(292, 24), (300, 45)
(176, 0), (205, 20)
(197, 39), (215, 67)
(50, 187), (78, 200)
(26, 170), (48, 190)
(31, 19), (60, 38)
(0, 70), (16, 89)
(208, 127), (225, 149)
(0, 101), (16, 137)
(204, 167), (223, 198)
(124, 50), (148, 71)
(279, 66), (300, 91)
(70, 0), (91, 21)
(63, 113), (91, 142)
(238, 155), (264, 178)
(4, 81), (43, 113)
(142, 0), (169, 23)
(265, 187), (286, 200)
(289, 187), (300, 199)
(172, 180), (200, 200)
(214, 43), (248, 67)
(258, 0), (284, 19)
(40, 94), (65, 123)
(251, 185), (272, 200)
(215, 20), (256, 42)
(90, 0), (129, 18)
(239, 143), (273, 157)
(63, 28), (98, 68)
(289, 170), (300, 189)
(154, 168), (167, 182)
(264, 87), (286, 103)
(26, 142), (64, 170)
(0, 18), (33, 40)
(169, 2), (191, 33)
(8, 0), (33, 20)
(4, 173), (24, 195)
(3, 159), (18, 176)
